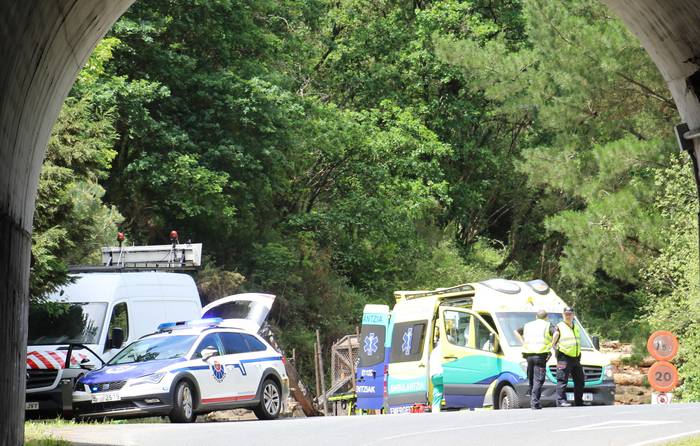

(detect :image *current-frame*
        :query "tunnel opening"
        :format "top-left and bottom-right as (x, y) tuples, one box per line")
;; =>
(4, 1), (700, 444)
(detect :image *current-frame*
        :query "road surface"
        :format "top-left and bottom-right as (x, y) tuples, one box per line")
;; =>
(50, 403), (700, 446)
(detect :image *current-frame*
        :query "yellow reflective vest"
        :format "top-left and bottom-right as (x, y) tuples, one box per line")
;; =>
(556, 321), (581, 357)
(523, 319), (552, 354)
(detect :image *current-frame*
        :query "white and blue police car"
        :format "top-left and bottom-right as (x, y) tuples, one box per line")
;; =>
(72, 318), (289, 422)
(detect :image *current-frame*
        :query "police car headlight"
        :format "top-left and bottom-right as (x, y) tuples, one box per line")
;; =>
(603, 365), (614, 380)
(131, 372), (166, 385)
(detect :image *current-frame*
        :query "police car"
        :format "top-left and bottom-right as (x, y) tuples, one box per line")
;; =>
(72, 317), (289, 422)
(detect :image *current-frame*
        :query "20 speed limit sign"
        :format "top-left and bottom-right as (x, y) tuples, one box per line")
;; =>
(648, 361), (679, 393)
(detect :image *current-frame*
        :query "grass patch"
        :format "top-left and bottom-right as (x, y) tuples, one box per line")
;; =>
(112, 416), (166, 424)
(24, 416), (163, 445)
(25, 419), (71, 446)
(664, 436), (700, 446)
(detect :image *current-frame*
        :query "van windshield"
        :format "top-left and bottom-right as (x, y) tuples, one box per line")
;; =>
(109, 335), (198, 364)
(495, 312), (593, 349)
(28, 302), (108, 345)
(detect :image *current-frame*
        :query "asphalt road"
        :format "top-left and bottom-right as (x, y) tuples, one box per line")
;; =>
(50, 403), (700, 446)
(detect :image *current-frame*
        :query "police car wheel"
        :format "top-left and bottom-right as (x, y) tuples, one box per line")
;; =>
(169, 381), (197, 423)
(253, 379), (281, 420)
(498, 385), (521, 410)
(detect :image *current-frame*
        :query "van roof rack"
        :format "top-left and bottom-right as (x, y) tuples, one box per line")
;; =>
(67, 265), (199, 273)
(102, 243), (202, 269)
(394, 283), (475, 302)
(68, 241), (203, 273)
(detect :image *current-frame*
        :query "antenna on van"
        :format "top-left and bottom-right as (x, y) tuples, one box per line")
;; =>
(168, 230), (181, 267)
(105, 232), (127, 267)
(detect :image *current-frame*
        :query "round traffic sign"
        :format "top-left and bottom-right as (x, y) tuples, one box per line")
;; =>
(648, 361), (679, 392)
(647, 331), (679, 361)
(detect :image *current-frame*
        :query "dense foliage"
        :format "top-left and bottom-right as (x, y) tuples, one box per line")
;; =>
(33, 0), (700, 396)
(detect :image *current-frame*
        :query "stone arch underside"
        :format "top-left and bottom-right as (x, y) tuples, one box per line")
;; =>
(1, 1), (700, 444)
(0, 2), (133, 444)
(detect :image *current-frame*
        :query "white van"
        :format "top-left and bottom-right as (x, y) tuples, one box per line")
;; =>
(25, 271), (202, 416)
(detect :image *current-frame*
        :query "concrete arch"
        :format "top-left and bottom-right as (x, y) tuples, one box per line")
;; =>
(0, 2), (133, 444)
(1, 1), (700, 444)
(603, 0), (700, 130)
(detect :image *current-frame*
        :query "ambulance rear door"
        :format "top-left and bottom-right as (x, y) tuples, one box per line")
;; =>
(386, 297), (435, 413)
(355, 304), (390, 411)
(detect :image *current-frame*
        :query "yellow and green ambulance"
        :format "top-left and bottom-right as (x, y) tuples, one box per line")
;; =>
(386, 279), (615, 413)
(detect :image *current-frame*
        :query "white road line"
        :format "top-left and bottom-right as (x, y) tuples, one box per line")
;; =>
(556, 420), (680, 432)
(364, 412), (605, 444)
(625, 429), (700, 446)
(364, 419), (535, 444)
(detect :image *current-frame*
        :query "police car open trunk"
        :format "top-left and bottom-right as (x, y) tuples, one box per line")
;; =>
(201, 293), (275, 333)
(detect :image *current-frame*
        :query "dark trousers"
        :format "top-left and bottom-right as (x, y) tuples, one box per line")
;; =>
(525, 354), (548, 408)
(556, 352), (585, 406)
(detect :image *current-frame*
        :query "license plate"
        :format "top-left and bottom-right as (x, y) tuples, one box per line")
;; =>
(25, 402), (39, 410)
(566, 392), (593, 402)
(389, 405), (412, 414)
(91, 392), (122, 403)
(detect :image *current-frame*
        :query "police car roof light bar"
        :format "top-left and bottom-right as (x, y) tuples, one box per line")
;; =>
(157, 318), (223, 332)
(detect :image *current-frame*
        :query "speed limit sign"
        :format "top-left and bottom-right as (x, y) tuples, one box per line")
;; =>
(648, 361), (679, 393)
(647, 331), (679, 361)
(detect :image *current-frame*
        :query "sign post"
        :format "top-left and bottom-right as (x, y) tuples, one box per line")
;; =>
(647, 331), (680, 404)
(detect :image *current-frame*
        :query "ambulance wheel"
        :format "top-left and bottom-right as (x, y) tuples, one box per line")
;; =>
(498, 385), (520, 410)
(253, 379), (281, 420)
(169, 381), (197, 423)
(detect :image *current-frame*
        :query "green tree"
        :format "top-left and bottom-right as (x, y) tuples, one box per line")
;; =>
(436, 0), (677, 338)
(32, 39), (124, 299)
(643, 155), (700, 400)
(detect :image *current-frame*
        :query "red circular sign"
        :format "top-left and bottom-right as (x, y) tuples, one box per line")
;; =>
(656, 393), (669, 404)
(647, 331), (679, 361)
(648, 361), (679, 392)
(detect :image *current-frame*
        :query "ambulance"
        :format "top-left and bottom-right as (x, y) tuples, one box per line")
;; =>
(385, 279), (615, 412)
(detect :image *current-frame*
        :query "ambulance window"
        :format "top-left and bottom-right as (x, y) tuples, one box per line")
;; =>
(242, 334), (267, 352)
(359, 325), (386, 367)
(443, 310), (470, 347)
(474, 318), (496, 353)
(220, 332), (249, 354)
(389, 321), (427, 363)
(108, 303), (129, 344)
(193, 333), (223, 358)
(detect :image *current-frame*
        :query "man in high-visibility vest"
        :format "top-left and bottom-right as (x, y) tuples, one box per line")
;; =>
(551, 307), (585, 407)
(514, 309), (554, 409)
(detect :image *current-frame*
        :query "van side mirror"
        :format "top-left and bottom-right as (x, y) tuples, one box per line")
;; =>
(201, 347), (219, 361)
(80, 358), (95, 371)
(111, 327), (125, 350)
(592, 336), (600, 350)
